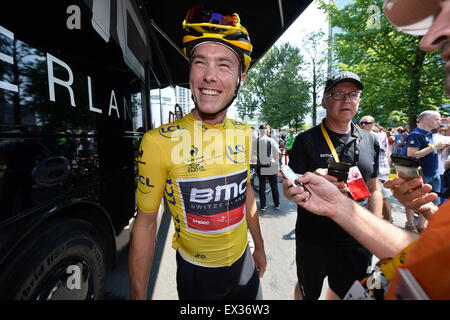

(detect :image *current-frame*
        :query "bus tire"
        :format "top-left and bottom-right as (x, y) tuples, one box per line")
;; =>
(0, 218), (106, 300)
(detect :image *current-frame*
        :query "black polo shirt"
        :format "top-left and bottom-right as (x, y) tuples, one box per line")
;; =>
(289, 119), (380, 245)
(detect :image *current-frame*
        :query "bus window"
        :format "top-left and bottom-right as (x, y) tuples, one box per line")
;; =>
(0, 1), (149, 299)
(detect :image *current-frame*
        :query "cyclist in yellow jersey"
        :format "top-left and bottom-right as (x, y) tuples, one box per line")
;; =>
(129, 5), (267, 300)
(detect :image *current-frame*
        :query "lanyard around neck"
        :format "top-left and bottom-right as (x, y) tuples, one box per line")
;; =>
(320, 122), (360, 165)
(321, 122), (340, 163)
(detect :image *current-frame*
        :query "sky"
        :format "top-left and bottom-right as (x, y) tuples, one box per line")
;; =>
(228, 1), (329, 121)
(275, 1), (329, 47)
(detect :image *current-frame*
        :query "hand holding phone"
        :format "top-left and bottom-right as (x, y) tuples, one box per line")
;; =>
(280, 165), (309, 193)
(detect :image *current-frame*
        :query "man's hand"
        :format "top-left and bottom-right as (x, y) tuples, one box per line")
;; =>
(278, 171), (346, 220)
(314, 168), (350, 194)
(253, 247), (267, 278)
(383, 174), (439, 219)
(434, 141), (448, 150)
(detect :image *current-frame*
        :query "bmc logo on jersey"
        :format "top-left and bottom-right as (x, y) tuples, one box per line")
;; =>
(178, 169), (247, 233)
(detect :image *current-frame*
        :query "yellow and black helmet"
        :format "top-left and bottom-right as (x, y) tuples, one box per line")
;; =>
(182, 5), (252, 73)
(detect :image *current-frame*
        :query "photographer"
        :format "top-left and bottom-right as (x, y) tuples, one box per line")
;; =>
(287, 71), (382, 300)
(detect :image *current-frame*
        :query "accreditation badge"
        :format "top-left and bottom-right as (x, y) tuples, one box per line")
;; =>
(347, 166), (370, 200)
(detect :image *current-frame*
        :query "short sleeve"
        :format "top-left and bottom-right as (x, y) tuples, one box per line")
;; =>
(136, 133), (169, 213)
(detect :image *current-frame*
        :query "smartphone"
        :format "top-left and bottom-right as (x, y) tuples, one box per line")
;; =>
(391, 155), (420, 179)
(280, 165), (307, 190)
(280, 165), (299, 187)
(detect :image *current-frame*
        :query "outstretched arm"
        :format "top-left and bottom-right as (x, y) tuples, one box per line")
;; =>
(279, 172), (419, 259)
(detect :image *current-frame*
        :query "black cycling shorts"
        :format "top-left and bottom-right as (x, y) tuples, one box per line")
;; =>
(176, 245), (262, 300)
(296, 240), (372, 299)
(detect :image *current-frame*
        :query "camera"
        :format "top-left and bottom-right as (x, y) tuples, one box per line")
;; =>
(327, 162), (351, 182)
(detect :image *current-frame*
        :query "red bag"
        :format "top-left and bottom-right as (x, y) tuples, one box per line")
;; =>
(347, 166), (370, 200)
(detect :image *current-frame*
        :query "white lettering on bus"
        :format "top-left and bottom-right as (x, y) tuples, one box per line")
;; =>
(108, 90), (120, 118)
(0, 25), (19, 93)
(47, 53), (76, 107)
(123, 97), (131, 120)
(46, 53), (130, 119)
(87, 76), (102, 114)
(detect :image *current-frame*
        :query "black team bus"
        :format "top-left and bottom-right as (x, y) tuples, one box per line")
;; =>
(0, 0), (312, 300)
(0, 1), (154, 299)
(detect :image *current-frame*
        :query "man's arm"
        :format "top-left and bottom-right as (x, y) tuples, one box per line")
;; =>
(368, 177), (383, 218)
(279, 172), (419, 259)
(129, 208), (158, 300)
(245, 182), (267, 278)
(407, 143), (445, 159)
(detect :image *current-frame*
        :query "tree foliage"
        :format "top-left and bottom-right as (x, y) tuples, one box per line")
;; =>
(301, 30), (328, 126)
(236, 43), (310, 130)
(318, 0), (449, 129)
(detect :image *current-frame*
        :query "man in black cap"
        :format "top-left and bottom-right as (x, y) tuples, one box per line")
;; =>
(287, 71), (382, 300)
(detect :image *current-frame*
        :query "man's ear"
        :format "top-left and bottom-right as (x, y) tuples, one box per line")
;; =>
(239, 72), (247, 89)
(321, 98), (328, 110)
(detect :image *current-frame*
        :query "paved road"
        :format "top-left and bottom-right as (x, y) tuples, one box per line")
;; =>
(104, 179), (409, 300)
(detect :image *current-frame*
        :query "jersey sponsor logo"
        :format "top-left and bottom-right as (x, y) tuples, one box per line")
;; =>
(187, 162), (205, 173)
(165, 177), (176, 205)
(178, 169), (247, 233)
(187, 145), (206, 173)
(226, 144), (246, 164)
(137, 175), (155, 194)
(230, 120), (246, 128)
(159, 124), (185, 138)
(137, 148), (146, 164)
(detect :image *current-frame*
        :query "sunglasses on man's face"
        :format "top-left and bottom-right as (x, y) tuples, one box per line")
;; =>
(360, 121), (373, 125)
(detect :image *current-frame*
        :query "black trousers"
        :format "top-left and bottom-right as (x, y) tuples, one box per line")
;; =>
(176, 246), (262, 300)
(258, 174), (280, 208)
(296, 240), (372, 299)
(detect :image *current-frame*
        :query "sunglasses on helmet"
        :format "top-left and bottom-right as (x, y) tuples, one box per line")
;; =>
(186, 5), (239, 27)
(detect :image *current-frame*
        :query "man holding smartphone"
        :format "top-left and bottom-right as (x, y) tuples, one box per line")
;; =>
(287, 71), (382, 300)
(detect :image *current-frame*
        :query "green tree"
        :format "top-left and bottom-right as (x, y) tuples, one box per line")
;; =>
(318, 0), (449, 129)
(301, 30), (328, 126)
(236, 43), (310, 130)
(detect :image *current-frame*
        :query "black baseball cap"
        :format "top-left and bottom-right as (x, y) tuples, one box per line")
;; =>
(324, 71), (364, 93)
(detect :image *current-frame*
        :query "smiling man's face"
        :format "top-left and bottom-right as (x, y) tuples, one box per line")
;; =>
(189, 42), (244, 116)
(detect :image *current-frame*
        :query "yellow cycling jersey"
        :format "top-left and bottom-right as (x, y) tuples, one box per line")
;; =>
(136, 112), (253, 267)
